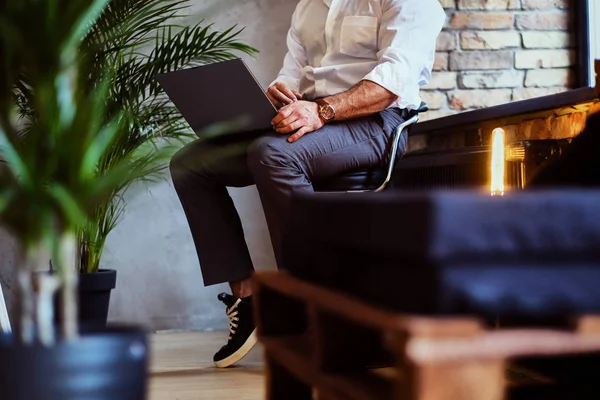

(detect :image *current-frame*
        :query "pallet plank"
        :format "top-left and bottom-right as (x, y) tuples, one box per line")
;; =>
(255, 271), (600, 400)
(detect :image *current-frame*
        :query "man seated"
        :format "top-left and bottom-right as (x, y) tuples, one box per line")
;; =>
(169, 0), (445, 368)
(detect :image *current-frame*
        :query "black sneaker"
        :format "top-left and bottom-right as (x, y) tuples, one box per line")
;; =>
(213, 292), (257, 368)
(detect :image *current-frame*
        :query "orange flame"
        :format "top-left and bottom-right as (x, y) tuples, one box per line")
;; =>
(491, 128), (505, 196)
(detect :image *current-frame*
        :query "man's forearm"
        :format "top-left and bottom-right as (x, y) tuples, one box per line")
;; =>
(270, 79), (399, 143)
(322, 80), (398, 121)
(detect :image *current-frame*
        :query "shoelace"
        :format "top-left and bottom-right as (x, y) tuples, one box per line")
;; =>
(226, 298), (242, 340)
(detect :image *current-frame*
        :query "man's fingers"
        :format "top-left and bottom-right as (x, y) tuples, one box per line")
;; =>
(271, 105), (295, 126)
(276, 83), (298, 102)
(269, 89), (294, 105)
(277, 119), (305, 134)
(274, 113), (300, 130)
(266, 92), (284, 109)
(269, 84), (294, 104)
(288, 127), (310, 143)
(267, 83), (301, 109)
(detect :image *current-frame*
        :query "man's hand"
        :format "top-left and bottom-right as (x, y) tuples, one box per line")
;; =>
(271, 100), (324, 143)
(266, 82), (303, 109)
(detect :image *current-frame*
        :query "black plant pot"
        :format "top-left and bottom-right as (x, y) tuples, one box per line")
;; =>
(78, 269), (117, 331)
(0, 327), (148, 400)
(54, 269), (117, 333)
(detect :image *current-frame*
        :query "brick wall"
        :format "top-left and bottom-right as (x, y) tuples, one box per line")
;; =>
(422, 0), (576, 121)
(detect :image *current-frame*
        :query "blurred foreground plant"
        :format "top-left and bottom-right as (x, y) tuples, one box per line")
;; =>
(0, 0), (165, 343)
(13, 0), (257, 274)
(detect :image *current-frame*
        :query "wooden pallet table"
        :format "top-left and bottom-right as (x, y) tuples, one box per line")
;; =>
(254, 271), (600, 400)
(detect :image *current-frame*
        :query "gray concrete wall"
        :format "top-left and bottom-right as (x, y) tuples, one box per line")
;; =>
(0, 0), (298, 332)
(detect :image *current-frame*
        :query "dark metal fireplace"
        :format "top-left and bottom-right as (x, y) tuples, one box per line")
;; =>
(392, 139), (572, 191)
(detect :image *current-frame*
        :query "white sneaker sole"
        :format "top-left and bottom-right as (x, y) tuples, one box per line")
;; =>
(214, 329), (258, 369)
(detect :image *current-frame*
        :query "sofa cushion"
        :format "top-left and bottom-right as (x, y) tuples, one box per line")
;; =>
(283, 190), (600, 319)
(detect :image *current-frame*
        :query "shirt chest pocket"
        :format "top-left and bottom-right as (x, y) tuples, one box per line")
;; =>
(339, 16), (379, 58)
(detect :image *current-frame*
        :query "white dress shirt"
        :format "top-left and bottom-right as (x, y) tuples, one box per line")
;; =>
(271, 0), (446, 110)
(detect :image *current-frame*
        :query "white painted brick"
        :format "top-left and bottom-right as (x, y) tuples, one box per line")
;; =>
(461, 31), (521, 49)
(420, 91), (447, 109)
(459, 70), (524, 88)
(515, 49), (575, 69)
(422, 72), (458, 90)
(522, 32), (573, 49)
(525, 68), (574, 87)
(448, 89), (512, 109)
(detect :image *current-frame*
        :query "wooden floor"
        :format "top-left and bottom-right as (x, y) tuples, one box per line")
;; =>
(146, 329), (561, 400)
(149, 331), (265, 400)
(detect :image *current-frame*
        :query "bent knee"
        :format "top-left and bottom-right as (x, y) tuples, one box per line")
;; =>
(169, 142), (210, 184)
(169, 146), (189, 180)
(247, 136), (295, 170)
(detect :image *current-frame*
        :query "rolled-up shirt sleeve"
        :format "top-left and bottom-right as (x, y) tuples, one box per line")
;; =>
(362, 0), (446, 107)
(269, 9), (307, 92)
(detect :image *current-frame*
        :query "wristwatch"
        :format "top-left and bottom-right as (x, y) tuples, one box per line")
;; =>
(315, 99), (335, 123)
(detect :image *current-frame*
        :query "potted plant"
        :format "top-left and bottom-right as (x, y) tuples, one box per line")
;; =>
(0, 0), (158, 398)
(13, 0), (257, 329)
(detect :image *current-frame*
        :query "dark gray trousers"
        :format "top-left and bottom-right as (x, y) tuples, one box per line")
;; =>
(169, 107), (406, 286)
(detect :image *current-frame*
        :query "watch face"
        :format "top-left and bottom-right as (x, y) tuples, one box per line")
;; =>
(320, 104), (335, 120)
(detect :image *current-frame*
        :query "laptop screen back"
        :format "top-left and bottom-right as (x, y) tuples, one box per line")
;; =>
(157, 59), (277, 136)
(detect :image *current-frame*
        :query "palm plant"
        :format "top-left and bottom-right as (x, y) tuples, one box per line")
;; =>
(15, 0), (258, 274)
(0, 0), (148, 343)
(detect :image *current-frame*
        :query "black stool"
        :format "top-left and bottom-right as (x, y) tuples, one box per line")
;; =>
(313, 102), (428, 192)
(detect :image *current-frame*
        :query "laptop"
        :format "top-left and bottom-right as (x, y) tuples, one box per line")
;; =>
(156, 58), (278, 138)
